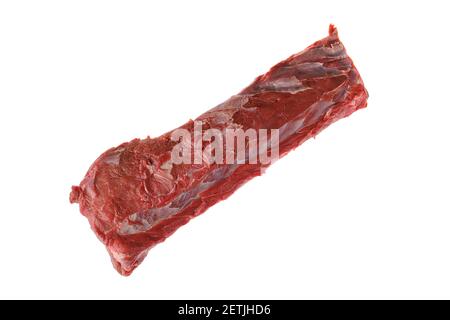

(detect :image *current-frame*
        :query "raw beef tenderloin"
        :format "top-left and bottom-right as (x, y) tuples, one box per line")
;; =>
(70, 25), (368, 276)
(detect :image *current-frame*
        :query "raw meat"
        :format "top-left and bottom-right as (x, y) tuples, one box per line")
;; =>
(70, 25), (368, 276)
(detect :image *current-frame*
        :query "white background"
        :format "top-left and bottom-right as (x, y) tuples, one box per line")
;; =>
(1, 1), (449, 299)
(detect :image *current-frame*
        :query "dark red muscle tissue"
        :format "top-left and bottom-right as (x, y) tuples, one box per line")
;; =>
(70, 26), (368, 276)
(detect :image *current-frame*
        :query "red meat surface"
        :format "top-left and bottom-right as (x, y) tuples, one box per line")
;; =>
(70, 25), (368, 276)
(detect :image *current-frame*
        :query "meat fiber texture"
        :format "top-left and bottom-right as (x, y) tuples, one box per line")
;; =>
(70, 25), (368, 276)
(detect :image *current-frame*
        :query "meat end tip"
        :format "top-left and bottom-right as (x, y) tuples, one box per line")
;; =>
(70, 186), (81, 204)
(329, 24), (338, 36)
